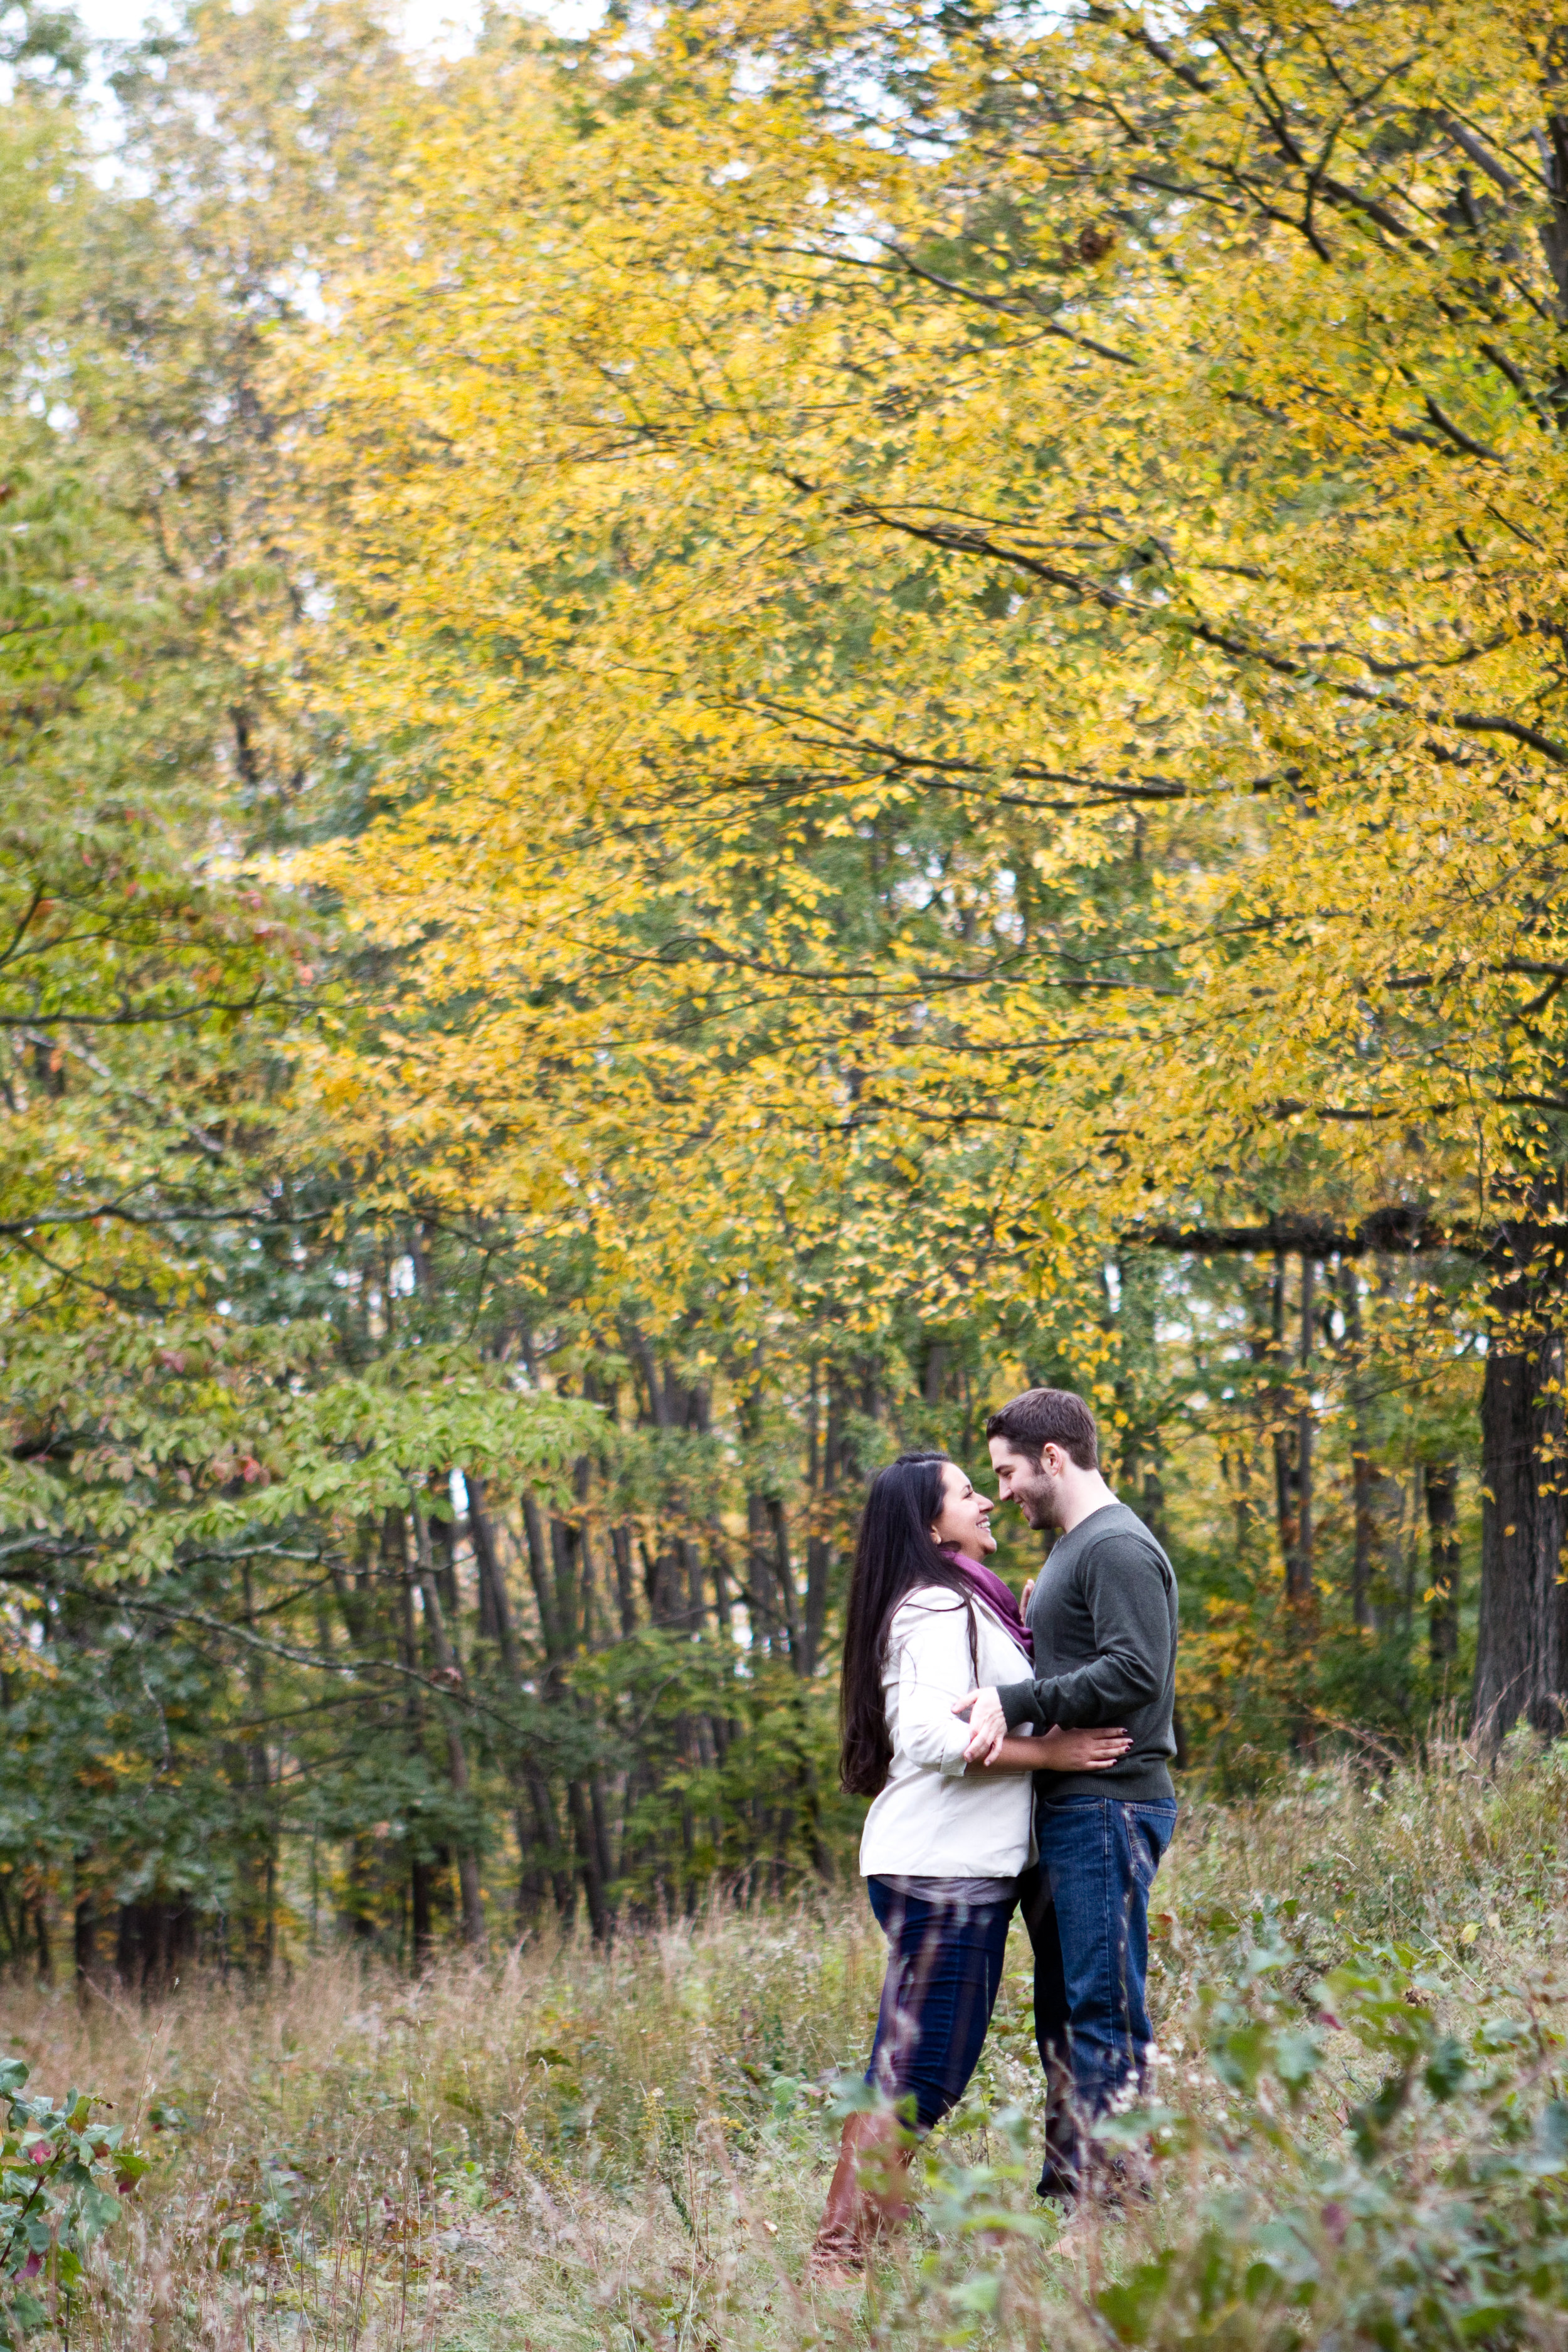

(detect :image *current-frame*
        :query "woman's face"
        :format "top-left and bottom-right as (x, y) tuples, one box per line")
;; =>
(930, 1460), (996, 1556)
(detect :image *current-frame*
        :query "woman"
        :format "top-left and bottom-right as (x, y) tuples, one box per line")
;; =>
(808, 1451), (1130, 2282)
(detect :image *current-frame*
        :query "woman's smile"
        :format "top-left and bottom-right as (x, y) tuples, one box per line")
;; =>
(930, 1459), (997, 1555)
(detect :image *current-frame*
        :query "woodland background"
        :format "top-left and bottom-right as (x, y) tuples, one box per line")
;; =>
(1, 0), (1565, 1983)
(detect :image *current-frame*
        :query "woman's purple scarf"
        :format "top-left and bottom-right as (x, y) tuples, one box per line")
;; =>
(938, 1547), (1033, 1661)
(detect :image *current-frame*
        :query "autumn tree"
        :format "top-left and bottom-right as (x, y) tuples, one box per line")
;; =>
(293, 0), (1567, 1740)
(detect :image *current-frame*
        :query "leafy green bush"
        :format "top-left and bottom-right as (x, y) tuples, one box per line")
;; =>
(1097, 1920), (1568, 2351)
(0, 2060), (146, 2348)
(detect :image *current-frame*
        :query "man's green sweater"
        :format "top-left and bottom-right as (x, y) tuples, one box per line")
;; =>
(997, 1501), (1179, 1804)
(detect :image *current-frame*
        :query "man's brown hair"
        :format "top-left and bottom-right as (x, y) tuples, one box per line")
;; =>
(985, 1387), (1099, 1472)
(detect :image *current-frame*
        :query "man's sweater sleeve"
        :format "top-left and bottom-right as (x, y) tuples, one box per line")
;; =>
(996, 1535), (1171, 1729)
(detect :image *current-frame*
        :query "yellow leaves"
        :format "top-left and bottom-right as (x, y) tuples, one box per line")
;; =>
(262, 0), (1568, 1372)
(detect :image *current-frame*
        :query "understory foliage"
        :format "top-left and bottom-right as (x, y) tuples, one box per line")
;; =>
(2, 0), (1567, 1966)
(3, 1743), (1567, 2349)
(0, 2060), (144, 2350)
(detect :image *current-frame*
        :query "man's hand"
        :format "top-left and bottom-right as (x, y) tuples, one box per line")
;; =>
(954, 1685), (1009, 1765)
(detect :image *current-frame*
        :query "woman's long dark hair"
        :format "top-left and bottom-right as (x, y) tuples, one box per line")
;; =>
(839, 1451), (981, 1798)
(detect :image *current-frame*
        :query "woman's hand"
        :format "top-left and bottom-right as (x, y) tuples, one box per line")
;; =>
(1034, 1724), (1131, 1772)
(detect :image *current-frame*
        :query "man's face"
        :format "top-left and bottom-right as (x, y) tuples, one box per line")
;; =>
(988, 1436), (1068, 1531)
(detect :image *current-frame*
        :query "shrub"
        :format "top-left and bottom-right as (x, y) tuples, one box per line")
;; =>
(1097, 1920), (1568, 2350)
(0, 2061), (146, 2348)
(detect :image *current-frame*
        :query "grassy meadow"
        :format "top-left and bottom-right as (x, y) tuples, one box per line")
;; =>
(8, 1735), (1568, 2352)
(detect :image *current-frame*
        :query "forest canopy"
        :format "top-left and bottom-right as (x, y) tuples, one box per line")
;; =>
(1, 0), (1564, 1972)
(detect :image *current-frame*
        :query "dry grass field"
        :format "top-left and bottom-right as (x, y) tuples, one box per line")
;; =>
(8, 1735), (1568, 2352)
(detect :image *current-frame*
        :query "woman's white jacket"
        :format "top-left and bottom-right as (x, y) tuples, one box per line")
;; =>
(858, 1586), (1036, 1880)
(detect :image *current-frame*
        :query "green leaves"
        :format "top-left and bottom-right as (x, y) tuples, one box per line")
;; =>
(1096, 2250), (1177, 2345)
(0, 2062), (146, 2348)
(1096, 1917), (1568, 2352)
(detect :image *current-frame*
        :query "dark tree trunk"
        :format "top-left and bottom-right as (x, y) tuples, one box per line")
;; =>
(566, 1779), (610, 1940)
(1286, 1254), (1316, 1611)
(521, 1494), (564, 1652)
(708, 1528), (734, 1641)
(645, 1540), (682, 1624)
(1271, 1253), (1298, 1569)
(1427, 1461), (1461, 1671)
(474, 1476), (575, 1921)
(521, 1781), (575, 1926)
(240, 1561), (276, 1974)
(680, 1537), (707, 1629)
(803, 1372), (841, 1674)
(610, 1523), (640, 1639)
(522, 1492), (612, 1934)
(467, 1475), (511, 1646)
(1476, 1271), (1568, 1740)
(1136, 1463), (1170, 1552)
(1340, 1263), (1375, 1631)
(389, 1507), (437, 1966)
(73, 1854), (97, 1994)
(745, 1490), (773, 1649)
(561, 1483), (615, 1917)
(768, 1495), (804, 1668)
(115, 1897), (194, 1993)
(803, 1534), (830, 1675)
(477, 1511), (504, 1638)
(410, 1858), (434, 1969)
(550, 1515), (580, 1651)
(344, 1836), (376, 1941)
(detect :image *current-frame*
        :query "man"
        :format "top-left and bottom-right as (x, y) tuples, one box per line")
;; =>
(955, 1387), (1179, 2200)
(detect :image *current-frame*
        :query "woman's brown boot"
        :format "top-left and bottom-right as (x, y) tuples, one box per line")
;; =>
(807, 2111), (914, 2284)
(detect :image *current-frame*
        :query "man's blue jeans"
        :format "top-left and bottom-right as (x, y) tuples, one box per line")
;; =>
(1019, 1793), (1178, 2191)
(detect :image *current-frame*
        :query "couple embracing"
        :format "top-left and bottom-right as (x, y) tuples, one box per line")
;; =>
(809, 1387), (1180, 2281)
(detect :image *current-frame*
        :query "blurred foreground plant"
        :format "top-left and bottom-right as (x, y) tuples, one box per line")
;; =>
(1088, 1921), (1568, 2351)
(0, 2060), (145, 2348)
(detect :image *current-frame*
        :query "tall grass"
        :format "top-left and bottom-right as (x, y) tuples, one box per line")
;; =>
(7, 1731), (1568, 2350)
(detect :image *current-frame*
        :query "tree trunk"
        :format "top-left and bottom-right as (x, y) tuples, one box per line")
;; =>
(73, 1867), (97, 1998)
(467, 1476), (512, 1648)
(767, 1495), (804, 1668)
(1286, 1254), (1315, 1611)
(609, 1523), (640, 1638)
(561, 1495), (615, 1915)
(1476, 1266), (1568, 1740)
(410, 1857), (435, 1969)
(412, 1502), (485, 1949)
(33, 1889), (51, 1984)
(240, 1561), (276, 1974)
(566, 1779), (610, 1939)
(1427, 1461), (1460, 1671)
(803, 1370), (840, 1673)
(521, 1494), (563, 1650)
(1340, 1263), (1375, 1631)
(389, 1507), (437, 1967)
(747, 1490), (780, 1651)
(1270, 1252), (1298, 1569)
(550, 1515), (580, 1651)
(523, 1491), (612, 1935)
(467, 1475), (576, 1920)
